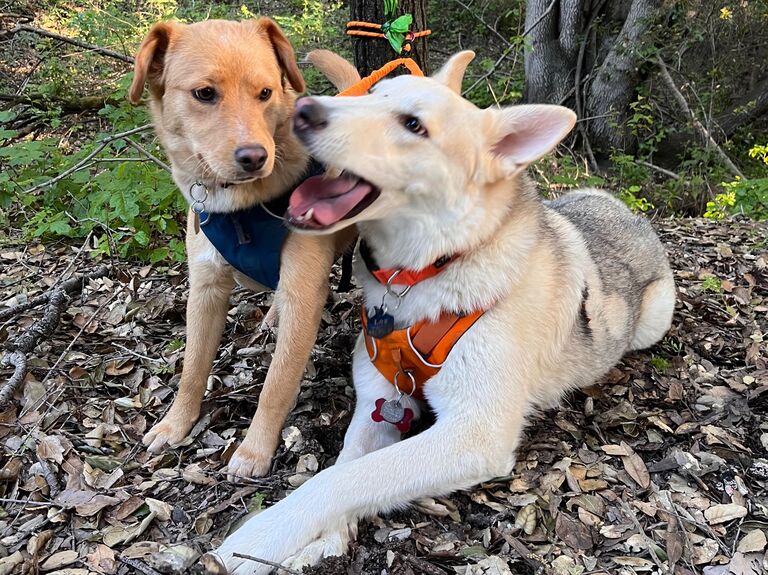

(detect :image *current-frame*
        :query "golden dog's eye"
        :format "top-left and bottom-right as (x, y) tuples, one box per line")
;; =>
(259, 88), (273, 101)
(192, 87), (217, 103)
(402, 115), (427, 137)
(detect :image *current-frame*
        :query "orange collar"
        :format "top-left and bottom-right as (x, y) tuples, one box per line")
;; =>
(359, 241), (458, 287)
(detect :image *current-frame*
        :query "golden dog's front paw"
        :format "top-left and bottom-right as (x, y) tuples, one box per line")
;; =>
(143, 416), (193, 454)
(226, 444), (273, 480)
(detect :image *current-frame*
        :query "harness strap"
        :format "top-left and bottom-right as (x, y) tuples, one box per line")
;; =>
(362, 307), (485, 399)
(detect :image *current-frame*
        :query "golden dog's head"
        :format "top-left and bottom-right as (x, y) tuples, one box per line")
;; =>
(129, 18), (304, 187)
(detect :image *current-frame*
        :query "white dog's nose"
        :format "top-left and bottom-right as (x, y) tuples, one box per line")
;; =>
(294, 97), (328, 133)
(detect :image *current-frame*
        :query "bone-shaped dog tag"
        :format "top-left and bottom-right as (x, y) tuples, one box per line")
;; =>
(371, 398), (413, 433)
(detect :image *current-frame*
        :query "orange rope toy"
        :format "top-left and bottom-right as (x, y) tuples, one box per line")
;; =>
(346, 21), (431, 53)
(338, 58), (424, 97)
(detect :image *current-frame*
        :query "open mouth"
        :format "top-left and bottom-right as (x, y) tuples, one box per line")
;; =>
(287, 172), (381, 230)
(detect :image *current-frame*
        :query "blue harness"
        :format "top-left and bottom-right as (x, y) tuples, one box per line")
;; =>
(199, 160), (323, 290)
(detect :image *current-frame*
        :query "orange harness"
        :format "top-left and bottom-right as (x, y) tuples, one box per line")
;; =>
(362, 307), (485, 401)
(360, 242), (488, 403)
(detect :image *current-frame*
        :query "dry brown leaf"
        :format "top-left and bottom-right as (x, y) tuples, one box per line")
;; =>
(36, 435), (68, 464)
(86, 544), (116, 574)
(40, 550), (78, 571)
(736, 530), (767, 554)
(704, 503), (748, 524)
(0, 551), (24, 575)
(620, 441), (650, 489)
(555, 512), (593, 550)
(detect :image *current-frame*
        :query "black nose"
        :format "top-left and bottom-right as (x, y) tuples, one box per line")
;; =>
(294, 97), (328, 133)
(234, 145), (268, 173)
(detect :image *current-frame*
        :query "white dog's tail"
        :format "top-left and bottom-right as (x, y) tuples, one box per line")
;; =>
(306, 49), (361, 93)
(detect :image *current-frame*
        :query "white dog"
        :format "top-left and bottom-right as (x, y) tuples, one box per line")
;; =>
(207, 51), (675, 574)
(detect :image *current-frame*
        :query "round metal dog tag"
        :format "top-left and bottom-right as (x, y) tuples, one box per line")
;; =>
(378, 399), (405, 424)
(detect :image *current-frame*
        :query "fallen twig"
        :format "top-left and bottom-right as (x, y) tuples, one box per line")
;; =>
(3, 24), (133, 64)
(232, 552), (302, 575)
(117, 556), (163, 575)
(0, 265), (110, 406)
(656, 56), (745, 179)
(0, 265), (109, 323)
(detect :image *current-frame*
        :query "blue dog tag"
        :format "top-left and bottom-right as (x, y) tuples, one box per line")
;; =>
(367, 306), (395, 339)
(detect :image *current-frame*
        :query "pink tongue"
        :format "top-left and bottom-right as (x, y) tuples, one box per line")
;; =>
(289, 175), (373, 226)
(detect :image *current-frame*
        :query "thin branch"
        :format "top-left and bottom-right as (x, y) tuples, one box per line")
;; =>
(656, 56), (746, 179)
(232, 553), (302, 575)
(573, 0), (608, 173)
(125, 138), (171, 173)
(0, 352), (26, 406)
(0, 266), (110, 407)
(22, 124), (153, 194)
(448, 0), (513, 49)
(462, 47), (512, 97)
(0, 265), (110, 323)
(638, 160), (681, 180)
(3, 24), (133, 64)
(522, 0), (558, 37)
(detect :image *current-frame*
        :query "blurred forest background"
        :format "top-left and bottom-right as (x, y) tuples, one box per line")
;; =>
(0, 0), (767, 264)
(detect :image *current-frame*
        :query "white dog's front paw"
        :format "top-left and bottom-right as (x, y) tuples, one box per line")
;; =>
(283, 524), (356, 570)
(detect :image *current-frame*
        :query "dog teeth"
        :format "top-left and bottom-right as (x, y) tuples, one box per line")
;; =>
(295, 207), (314, 222)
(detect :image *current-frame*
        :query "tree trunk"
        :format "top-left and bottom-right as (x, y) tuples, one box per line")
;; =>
(524, 0), (662, 157)
(349, 0), (428, 76)
(585, 0), (662, 151)
(524, 0), (584, 105)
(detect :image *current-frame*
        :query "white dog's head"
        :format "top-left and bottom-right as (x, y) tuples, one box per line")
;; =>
(287, 51), (576, 264)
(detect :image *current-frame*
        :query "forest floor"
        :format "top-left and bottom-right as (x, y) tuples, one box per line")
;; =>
(0, 217), (766, 575)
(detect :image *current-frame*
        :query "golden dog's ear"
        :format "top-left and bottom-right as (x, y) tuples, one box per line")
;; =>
(258, 17), (305, 94)
(486, 105), (577, 178)
(129, 21), (179, 104)
(432, 51), (475, 94)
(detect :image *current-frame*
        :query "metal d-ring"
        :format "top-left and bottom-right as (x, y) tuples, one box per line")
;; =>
(385, 270), (412, 310)
(393, 369), (417, 398)
(189, 181), (208, 214)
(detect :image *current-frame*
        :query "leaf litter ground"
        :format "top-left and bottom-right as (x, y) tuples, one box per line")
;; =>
(0, 218), (766, 575)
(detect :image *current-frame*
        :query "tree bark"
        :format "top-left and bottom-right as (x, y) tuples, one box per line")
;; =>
(523, 0), (584, 105)
(585, 0), (662, 152)
(349, 0), (428, 76)
(524, 0), (663, 157)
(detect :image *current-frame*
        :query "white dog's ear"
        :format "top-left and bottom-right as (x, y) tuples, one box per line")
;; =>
(485, 105), (577, 178)
(432, 51), (475, 93)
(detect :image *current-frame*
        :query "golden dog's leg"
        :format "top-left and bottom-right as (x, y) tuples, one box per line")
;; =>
(226, 232), (341, 479)
(144, 218), (235, 453)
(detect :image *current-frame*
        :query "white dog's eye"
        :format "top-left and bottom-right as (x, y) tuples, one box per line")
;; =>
(259, 88), (273, 102)
(402, 115), (428, 137)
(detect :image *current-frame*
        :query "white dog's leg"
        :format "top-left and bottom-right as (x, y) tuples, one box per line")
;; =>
(213, 389), (523, 575)
(283, 341), (416, 569)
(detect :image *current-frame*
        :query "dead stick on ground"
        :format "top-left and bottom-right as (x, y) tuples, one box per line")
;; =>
(656, 56), (746, 179)
(232, 553), (302, 575)
(3, 24), (134, 64)
(0, 265), (110, 406)
(0, 264), (109, 323)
